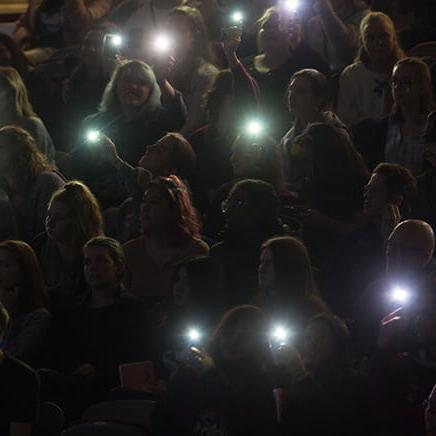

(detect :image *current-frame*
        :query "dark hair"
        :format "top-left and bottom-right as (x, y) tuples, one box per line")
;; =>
(288, 69), (330, 112)
(373, 162), (416, 198)
(306, 313), (352, 371)
(146, 176), (201, 243)
(0, 32), (29, 77)
(171, 256), (224, 306)
(227, 179), (283, 237)
(165, 133), (197, 179)
(0, 240), (48, 316)
(391, 57), (435, 123)
(168, 6), (212, 63)
(207, 305), (270, 366)
(232, 135), (287, 194)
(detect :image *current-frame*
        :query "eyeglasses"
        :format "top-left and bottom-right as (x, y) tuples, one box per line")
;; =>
(221, 199), (249, 214)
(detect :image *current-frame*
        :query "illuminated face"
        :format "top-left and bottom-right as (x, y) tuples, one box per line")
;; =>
(258, 13), (292, 53)
(138, 135), (174, 175)
(288, 76), (320, 119)
(362, 18), (395, 61)
(391, 64), (417, 107)
(84, 245), (121, 289)
(363, 173), (389, 217)
(116, 66), (151, 110)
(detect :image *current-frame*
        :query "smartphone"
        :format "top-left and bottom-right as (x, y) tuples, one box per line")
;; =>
(103, 34), (122, 59)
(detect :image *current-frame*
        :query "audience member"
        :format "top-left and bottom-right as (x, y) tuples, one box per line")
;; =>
(154, 305), (277, 436)
(282, 68), (349, 190)
(124, 175), (208, 299)
(337, 12), (405, 127)
(166, 6), (220, 135)
(242, 7), (329, 139)
(305, 0), (371, 72)
(0, 240), (50, 367)
(0, 301), (40, 436)
(33, 181), (104, 312)
(0, 126), (64, 242)
(354, 57), (435, 174)
(211, 179), (286, 306)
(0, 66), (55, 161)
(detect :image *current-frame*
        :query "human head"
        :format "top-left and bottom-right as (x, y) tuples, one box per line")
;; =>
(0, 126), (52, 192)
(83, 236), (125, 290)
(167, 6), (211, 62)
(256, 7), (301, 54)
(46, 181), (104, 254)
(222, 179), (282, 240)
(99, 60), (162, 116)
(80, 23), (121, 67)
(424, 111), (436, 169)
(358, 12), (404, 67)
(258, 236), (317, 299)
(230, 134), (286, 193)
(171, 256), (224, 308)
(292, 123), (369, 188)
(391, 57), (435, 123)
(208, 305), (270, 365)
(303, 313), (352, 375)
(0, 66), (35, 117)
(386, 220), (435, 279)
(0, 33), (28, 76)
(140, 175), (200, 243)
(364, 163), (416, 217)
(288, 69), (330, 121)
(138, 133), (196, 180)
(0, 240), (47, 316)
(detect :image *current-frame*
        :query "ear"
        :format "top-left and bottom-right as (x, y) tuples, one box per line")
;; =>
(390, 194), (403, 207)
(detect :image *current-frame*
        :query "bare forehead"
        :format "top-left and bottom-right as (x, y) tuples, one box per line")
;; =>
(363, 17), (392, 34)
(119, 65), (148, 82)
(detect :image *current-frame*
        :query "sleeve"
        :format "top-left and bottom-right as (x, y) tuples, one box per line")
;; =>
(65, 0), (113, 28)
(180, 67), (218, 136)
(6, 312), (51, 362)
(337, 66), (360, 127)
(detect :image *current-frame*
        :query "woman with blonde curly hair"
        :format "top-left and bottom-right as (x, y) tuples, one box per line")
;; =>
(33, 180), (104, 310)
(337, 12), (405, 127)
(0, 126), (64, 242)
(0, 66), (54, 161)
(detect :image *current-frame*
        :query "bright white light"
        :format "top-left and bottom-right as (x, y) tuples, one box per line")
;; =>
(271, 326), (290, 345)
(231, 11), (244, 24)
(246, 120), (263, 136)
(86, 130), (100, 143)
(391, 286), (411, 304)
(153, 34), (173, 53)
(187, 328), (201, 343)
(284, 0), (299, 11)
(111, 34), (123, 47)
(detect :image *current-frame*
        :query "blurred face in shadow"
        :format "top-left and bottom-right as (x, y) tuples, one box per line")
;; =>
(81, 30), (105, 67)
(84, 245), (122, 290)
(45, 200), (74, 245)
(140, 185), (174, 234)
(0, 43), (12, 67)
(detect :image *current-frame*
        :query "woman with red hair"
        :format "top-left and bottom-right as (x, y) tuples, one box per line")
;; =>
(123, 175), (208, 299)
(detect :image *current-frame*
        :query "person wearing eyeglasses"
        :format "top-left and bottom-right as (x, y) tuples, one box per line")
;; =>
(353, 57), (436, 175)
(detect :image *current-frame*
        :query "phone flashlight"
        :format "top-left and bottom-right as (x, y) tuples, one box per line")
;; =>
(231, 10), (244, 24)
(245, 119), (264, 137)
(390, 286), (411, 305)
(152, 34), (173, 54)
(186, 327), (202, 345)
(270, 325), (291, 347)
(86, 130), (101, 144)
(284, 0), (300, 12)
(110, 34), (123, 47)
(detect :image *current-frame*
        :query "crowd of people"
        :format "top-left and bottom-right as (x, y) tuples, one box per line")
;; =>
(1, 0), (436, 435)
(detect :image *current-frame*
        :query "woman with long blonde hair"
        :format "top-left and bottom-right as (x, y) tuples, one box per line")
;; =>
(33, 180), (104, 310)
(0, 126), (64, 242)
(0, 66), (54, 161)
(337, 12), (405, 127)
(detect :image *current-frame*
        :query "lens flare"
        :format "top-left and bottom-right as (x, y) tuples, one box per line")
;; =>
(111, 34), (123, 47)
(391, 286), (411, 304)
(153, 34), (173, 53)
(187, 328), (201, 343)
(86, 130), (100, 143)
(231, 11), (244, 23)
(245, 120), (264, 136)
